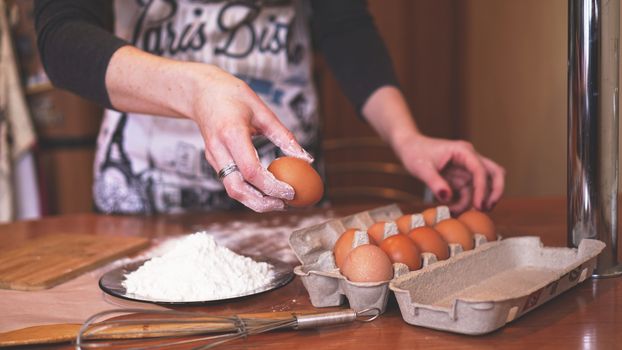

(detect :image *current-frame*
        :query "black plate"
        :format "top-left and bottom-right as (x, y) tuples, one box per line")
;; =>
(99, 257), (294, 305)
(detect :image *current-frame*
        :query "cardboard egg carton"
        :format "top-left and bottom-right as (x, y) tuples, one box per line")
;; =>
(289, 204), (498, 314)
(390, 236), (604, 334)
(289, 204), (605, 334)
(289, 205), (401, 314)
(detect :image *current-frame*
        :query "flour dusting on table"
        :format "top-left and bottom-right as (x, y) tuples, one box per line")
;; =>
(122, 232), (274, 302)
(196, 212), (336, 263)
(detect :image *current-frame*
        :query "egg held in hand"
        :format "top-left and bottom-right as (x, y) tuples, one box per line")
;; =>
(458, 210), (497, 242)
(267, 157), (324, 207)
(434, 218), (474, 251)
(407, 226), (450, 260)
(379, 234), (421, 271)
(340, 244), (394, 282)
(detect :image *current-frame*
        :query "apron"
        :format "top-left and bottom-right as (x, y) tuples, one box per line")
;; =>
(93, 0), (319, 214)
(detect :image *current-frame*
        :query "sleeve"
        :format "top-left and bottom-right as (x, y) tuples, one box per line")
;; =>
(310, 0), (399, 112)
(34, 0), (130, 109)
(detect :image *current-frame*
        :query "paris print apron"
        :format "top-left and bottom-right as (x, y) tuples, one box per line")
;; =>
(93, 0), (319, 214)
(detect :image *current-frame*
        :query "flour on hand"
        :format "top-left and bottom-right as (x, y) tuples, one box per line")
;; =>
(122, 232), (274, 302)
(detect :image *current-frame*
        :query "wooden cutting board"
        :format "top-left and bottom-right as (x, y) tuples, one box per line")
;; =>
(0, 234), (150, 291)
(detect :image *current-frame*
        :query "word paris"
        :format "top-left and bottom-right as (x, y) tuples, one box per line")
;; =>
(132, 0), (303, 61)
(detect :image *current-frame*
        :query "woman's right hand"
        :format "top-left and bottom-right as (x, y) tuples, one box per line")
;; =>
(105, 46), (312, 212)
(189, 64), (314, 212)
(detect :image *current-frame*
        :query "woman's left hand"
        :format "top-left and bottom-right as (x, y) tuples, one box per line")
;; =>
(362, 86), (505, 214)
(395, 135), (505, 214)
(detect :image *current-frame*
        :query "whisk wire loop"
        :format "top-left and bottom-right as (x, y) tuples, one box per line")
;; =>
(233, 315), (247, 339)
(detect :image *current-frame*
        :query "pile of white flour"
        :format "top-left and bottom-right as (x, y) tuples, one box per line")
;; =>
(123, 232), (274, 302)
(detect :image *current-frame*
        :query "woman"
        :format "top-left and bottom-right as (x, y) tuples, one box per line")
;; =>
(34, 0), (505, 214)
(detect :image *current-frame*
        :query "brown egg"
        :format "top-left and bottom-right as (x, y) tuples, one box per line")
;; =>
(340, 244), (394, 282)
(367, 221), (386, 245)
(434, 218), (474, 251)
(333, 229), (362, 268)
(407, 226), (450, 260)
(422, 208), (437, 226)
(267, 157), (324, 207)
(396, 214), (414, 234)
(458, 210), (497, 242)
(379, 234), (421, 271)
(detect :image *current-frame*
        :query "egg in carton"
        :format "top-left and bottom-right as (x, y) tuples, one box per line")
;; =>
(395, 207), (502, 266)
(289, 204), (501, 315)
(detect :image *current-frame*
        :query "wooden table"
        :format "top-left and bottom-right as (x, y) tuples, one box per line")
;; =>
(1, 197), (621, 349)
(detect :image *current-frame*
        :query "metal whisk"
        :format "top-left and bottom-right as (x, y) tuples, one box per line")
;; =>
(75, 308), (380, 349)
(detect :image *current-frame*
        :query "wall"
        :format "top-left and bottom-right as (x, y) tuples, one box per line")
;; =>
(456, 0), (568, 197)
(319, 0), (458, 140)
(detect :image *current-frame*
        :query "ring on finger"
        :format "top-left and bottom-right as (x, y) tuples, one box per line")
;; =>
(218, 163), (239, 181)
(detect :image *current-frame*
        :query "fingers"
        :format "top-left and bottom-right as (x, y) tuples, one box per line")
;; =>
(446, 143), (505, 211)
(221, 126), (295, 201)
(441, 166), (471, 188)
(481, 157), (505, 210)
(412, 161), (453, 203)
(453, 144), (488, 211)
(204, 141), (286, 213)
(252, 105), (314, 163)
(448, 184), (473, 215)
(443, 166), (473, 214)
(222, 172), (285, 212)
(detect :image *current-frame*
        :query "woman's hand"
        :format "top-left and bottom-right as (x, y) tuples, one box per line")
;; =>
(105, 46), (312, 212)
(189, 64), (314, 212)
(395, 135), (505, 214)
(362, 86), (505, 214)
